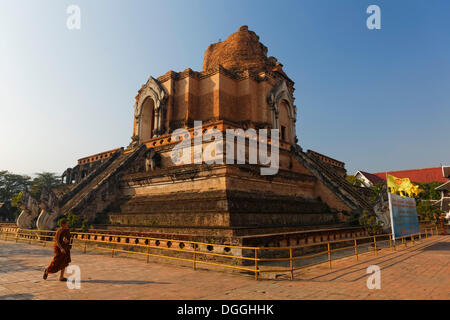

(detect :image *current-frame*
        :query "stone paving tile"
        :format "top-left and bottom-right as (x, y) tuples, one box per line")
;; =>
(0, 236), (448, 300)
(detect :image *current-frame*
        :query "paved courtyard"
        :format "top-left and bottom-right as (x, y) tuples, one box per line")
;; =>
(0, 236), (448, 300)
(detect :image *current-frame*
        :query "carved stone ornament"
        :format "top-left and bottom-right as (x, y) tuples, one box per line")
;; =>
(266, 80), (297, 144)
(133, 76), (168, 142)
(16, 189), (40, 229)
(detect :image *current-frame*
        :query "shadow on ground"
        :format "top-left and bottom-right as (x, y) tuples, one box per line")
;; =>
(422, 242), (450, 251)
(80, 279), (170, 285)
(287, 238), (444, 283)
(0, 258), (44, 274)
(0, 294), (34, 300)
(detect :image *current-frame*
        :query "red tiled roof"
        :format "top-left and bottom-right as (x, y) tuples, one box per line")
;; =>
(372, 167), (447, 183)
(358, 171), (385, 185)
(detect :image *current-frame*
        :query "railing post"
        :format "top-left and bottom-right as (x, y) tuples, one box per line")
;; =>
(255, 248), (259, 280)
(327, 243), (332, 270)
(146, 244), (150, 264)
(193, 244), (197, 270)
(435, 226), (438, 236)
(389, 234), (393, 250)
(15, 233), (19, 243)
(425, 229), (428, 239)
(354, 239), (358, 261)
(112, 244), (115, 258)
(419, 232), (422, 241)
(373, 236), (377, 255)
(289, 248), (293, 280)
(411, 235), (414, 245)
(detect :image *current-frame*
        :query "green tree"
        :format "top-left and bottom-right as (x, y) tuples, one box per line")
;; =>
(0, 171), (31, 201)
(30, 172), (61, 199)
(416, 200), (440, 222)
(10, 192), (23, 218)
(414, 182), (441, 201)
(370, 182), (387, 202)
(345, 175), (363, 187)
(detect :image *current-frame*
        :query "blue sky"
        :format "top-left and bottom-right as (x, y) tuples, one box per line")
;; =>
(0, 0), (449, 175)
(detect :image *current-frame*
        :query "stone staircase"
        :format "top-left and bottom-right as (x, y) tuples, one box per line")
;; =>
(292, 146), (374, 213)
(30, 145), (145, 230)
(59, 145), (145, 218)
(58, 152), (122, 208)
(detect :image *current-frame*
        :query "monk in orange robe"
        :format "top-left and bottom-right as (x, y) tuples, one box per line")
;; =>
(43, 219), (71, 281)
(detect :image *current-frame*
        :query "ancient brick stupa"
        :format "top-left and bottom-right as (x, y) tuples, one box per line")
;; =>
(18, 26), (371, 244)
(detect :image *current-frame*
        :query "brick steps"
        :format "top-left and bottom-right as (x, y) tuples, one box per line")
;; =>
(59, 145), (145, 216)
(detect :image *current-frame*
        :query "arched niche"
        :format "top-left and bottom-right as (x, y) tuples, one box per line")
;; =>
(278, 100), (291, 142)
(133, 76), (168, 144)
(140, 97), (155, 141)
(267, 80), (297, 145)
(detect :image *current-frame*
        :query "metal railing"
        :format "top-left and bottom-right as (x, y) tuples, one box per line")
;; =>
(0, 225), (441, 280)
(254, 226), (440, 280)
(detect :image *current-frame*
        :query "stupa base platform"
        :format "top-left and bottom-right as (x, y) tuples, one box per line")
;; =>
(88, 223), (367, 248)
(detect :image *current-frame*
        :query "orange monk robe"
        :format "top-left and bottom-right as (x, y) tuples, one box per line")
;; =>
(46, 227), (71, 273)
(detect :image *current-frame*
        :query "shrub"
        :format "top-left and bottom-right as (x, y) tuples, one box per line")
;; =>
(58, 212), (90, 231)
(359, 210), (383, 235)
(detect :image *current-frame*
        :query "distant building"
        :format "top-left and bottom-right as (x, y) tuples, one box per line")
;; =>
(355, 166), (447, 187)
(435, 166), (450, 221)
(354, 171), (385, 187)
(372, 167), (447, 184)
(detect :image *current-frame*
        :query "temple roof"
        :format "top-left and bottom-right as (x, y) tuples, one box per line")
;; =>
(203, 25), (283, 77)
(372, 167), (448, 183)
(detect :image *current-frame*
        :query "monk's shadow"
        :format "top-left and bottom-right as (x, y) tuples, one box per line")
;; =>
(80, 279), (170, 285)
(0, 293), (34, 300)
(0, 258), (42, 274)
